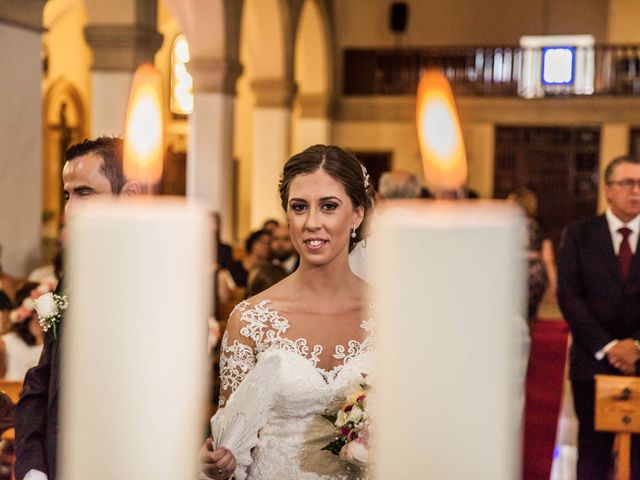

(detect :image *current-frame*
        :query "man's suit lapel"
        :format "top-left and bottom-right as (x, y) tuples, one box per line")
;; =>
(49, 314), (63, 407)
(594, 215), (623, 282)
(49, 335), (59, 408)
(51, 277), (64, 405)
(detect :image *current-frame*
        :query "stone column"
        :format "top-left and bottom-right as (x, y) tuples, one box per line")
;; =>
(293, 93), (331, 153)
(250, 78), (296, 229)
(84, 16), (162, 136)
(599, 123), (630, 211)
(0, 0), (46, 277)
(463, 123), (495, 199)
(187, 58), (242, 242)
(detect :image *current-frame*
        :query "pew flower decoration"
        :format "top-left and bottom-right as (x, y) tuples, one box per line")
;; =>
(322, 374), (371, 469)
(34, 291), (68, 339)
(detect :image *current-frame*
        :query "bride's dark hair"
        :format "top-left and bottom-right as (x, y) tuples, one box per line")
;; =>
(278, 144), (375, 252)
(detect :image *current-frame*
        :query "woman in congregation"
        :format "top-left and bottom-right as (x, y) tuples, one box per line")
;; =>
(0, 282), (47, 381)
(198, 145), (375, 479)
(221, 229), (272, 291)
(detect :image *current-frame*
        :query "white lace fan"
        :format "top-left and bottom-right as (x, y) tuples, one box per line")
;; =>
(211, 354), (282, 453)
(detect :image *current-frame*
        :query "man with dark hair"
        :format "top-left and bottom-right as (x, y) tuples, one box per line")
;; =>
(15, 136), (139, 480)
(558, 154), (640, 479)
(271, 225), (298, 274)
(63, 137), (126, 194)
(222, 230), (271, 289)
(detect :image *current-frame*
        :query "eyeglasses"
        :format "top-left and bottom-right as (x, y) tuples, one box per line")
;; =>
(608, 179), (640, 190)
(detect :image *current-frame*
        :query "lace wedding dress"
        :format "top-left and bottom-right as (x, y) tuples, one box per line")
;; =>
(217, 299), (374, 480)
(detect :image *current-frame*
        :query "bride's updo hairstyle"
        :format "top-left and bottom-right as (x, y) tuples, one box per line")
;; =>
(278, 144), (375, 252)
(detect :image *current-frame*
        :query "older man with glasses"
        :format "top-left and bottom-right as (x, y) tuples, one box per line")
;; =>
(558, 155), (640, 479)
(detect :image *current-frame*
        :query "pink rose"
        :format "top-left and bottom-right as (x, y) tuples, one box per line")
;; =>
(339, 440), (369, 466)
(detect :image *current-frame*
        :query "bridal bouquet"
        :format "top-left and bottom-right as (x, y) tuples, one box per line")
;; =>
(322, 374), (371, 468)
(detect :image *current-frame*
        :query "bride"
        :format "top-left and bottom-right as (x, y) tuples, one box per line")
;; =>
(198, 145), (375, 479)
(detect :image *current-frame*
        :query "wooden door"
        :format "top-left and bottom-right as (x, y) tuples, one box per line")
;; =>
(352, 151), (393, 192)
(494, 126), (600, 247)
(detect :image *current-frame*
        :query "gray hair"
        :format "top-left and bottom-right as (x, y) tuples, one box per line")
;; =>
(378, 170), (421, 199)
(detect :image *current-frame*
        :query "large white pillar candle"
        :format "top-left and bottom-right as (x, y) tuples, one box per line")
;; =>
(60, 198), (211, 480)
(372, 200), (524, 480)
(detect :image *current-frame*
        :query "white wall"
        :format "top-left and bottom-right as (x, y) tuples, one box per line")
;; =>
(0, 24), (43, 277)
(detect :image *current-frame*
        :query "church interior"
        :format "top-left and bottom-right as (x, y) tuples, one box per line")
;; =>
(2, 0), (640, 479)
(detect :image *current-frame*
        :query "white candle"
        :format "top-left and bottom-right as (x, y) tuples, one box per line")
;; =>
(372, 200), (524, 479)
(59, 198), (211, 480)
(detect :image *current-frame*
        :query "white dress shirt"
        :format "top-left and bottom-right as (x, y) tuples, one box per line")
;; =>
(24, 470), (48, 480)
(605, 207), (640, 255)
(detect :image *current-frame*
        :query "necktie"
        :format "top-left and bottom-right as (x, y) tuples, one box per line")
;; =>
(618, 226), (633, 279)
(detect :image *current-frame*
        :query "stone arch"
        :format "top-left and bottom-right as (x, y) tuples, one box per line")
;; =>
(242, 0), (291, 82)
(42, 78), (87, 247)
(162, 0), (239, 69)
(235, 0), (293, 235)
(292, 0), (334, 151)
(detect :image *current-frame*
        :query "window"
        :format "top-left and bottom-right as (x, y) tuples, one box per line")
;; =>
(170, 34), (193, 115)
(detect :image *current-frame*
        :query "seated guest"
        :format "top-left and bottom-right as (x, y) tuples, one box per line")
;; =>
(225, 229), (272, 288)
(507, 186), (549, 325)
(378, 170), (422, 199)
(262, 218), (280, 234)
(0, 283), (47, 381)
(0, 246), (16, 304)
(0, 292), (12, 335)
(28, 243), (63, 286)
(212, 212), (233, 271)
(270, 225), (298, 274)
(246, 263), (288, 298)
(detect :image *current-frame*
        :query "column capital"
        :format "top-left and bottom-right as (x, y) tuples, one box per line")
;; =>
(0, 0), (46, 32)
(297, 93), (332, 118)
(189, 57), (243, 95)
(84, 24), (163, 71)
(251, 78), (297, 109)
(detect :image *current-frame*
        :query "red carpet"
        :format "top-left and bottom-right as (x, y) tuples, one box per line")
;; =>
(523, 320), (570, 480)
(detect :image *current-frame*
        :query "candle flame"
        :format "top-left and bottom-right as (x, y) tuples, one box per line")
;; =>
(416, 70), (467, 193)
(124, 64), (164, 186)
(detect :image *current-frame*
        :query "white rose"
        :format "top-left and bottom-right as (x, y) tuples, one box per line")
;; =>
(335, 410), (349, 427)
(347, 406), (363, 423)
(34, 293), (58, 318)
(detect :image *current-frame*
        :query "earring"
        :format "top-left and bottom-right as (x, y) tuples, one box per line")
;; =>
(351, 226), (357, 239)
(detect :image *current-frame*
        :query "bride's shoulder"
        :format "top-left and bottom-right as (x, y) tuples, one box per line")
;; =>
(228, 283), (291, 324)
(228, 297), (274, 321)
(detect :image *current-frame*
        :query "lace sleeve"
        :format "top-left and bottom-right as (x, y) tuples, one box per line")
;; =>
(219, 301), (256, 407)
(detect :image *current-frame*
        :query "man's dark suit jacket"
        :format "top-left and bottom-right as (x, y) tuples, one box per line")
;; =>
(15, 320), (60, 480)
(558, 214), (640, 382)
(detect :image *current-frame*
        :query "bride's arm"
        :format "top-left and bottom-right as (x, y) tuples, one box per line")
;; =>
(200, 303), (256, 479)
(218, 303), (257, 407)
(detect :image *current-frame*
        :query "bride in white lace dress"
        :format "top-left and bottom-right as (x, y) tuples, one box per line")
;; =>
(198, 145), (375, 480)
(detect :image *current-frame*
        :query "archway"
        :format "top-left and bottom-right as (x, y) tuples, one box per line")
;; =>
(235, 0), (292, 235)
(42, 78), (87, 257)
(292, 0), (333, 153)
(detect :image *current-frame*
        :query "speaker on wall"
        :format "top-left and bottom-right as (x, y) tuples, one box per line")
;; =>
(389, 2), (409, 33)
